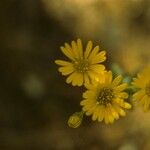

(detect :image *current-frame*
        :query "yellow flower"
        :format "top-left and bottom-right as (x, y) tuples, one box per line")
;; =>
(68, 111), (84, 128)
(80, 71), (131, 124)
(55, 39), (106, 86)
(132, 65), (150, 111)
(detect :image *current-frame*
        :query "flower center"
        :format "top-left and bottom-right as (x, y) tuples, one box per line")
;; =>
(97, 87), (114, 105)
(145, 83), (150, 97)
(73, 59), (89, 73)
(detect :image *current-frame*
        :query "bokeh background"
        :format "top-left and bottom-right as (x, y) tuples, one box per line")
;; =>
(0, 0), (150, 149)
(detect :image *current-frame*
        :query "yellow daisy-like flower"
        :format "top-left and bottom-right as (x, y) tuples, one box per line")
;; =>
(80, 71), (131, 124)
(132, 65), (150, 111)
(55, 39), (106, 86)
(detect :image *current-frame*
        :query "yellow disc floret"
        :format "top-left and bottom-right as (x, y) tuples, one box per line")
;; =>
(97, 87), (114, 105)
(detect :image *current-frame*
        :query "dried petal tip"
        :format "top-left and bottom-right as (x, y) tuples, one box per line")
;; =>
(67, 111), (84, 128)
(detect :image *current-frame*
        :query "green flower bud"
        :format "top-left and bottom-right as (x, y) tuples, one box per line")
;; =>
(67, 111), (84, 128)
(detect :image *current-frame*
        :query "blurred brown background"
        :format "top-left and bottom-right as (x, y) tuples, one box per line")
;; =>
(0, 0), (150, 150)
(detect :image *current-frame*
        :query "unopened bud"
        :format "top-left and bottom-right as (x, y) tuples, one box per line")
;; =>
(67, 111), (84, 128)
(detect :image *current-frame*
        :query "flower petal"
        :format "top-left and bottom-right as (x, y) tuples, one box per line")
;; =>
(112, 75), (123, 87)
(72, 72), (83, 86)
(114, 98), (131, 109)
(109, 104), (119, 120)
(84, 73), (90, 85)
(88, 45), (100, 61)
(90, 51), (106, 64)
(66, 72), (76, 84)
(104, 71), (112, 85)
(92, 106), (99, 121)
(98, 105), (105, 122)
(55, 60), (72, 66)
(104, 108), (109, 124)
(84, 41), (93, 58)
(117, 92), (128, 99)
(85, 105), (97, 116)
(60, 46), (75, 60)
(83, 91), (95, 99)
(58, 66), (74, 75)
(71, 41), (80, 58)
(113, 105), (126, 116)
(77, 39), (83, 57)
(132, 90), (145, 102)
(90, 64), (105, 75)
(114, 83), (128, 92)
(143, 96), (150, 111)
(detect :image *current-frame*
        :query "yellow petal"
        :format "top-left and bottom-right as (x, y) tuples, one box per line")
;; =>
(64, 43), (72, 51)
(66, 72), (76, 84)
(84, 73), (90, 85)
(88, 46), (100, 61)
(58, 66), (74, 75)
(91, 64), (105, 73)
(76, 73), (83, 86)
(72, 72), (83, 86)
(71, 41), (79, 58)
(140, 95), (149, 111)
(87, 70), (99, 82)
(114, 105), (126, 116)
(85, 105), (97, 116)
(107, 106), (114, 123)
(139, 95), (147, 106)
(80, 100), (90, 106)
(115, 83), (128, 92)
(84, 41), (93, 58)
(98, 105), (104, 122)
(132, 90), (145, 102)
(117, 92), (128, 99)
(81, 100), (95, 109)
(83, 91), (95, 99)
(60, 46), (74, 60)
(124, 102), (132, 109)
(112, 75), (123, 87)
(132, 77), (146, 88)
(104, 108), (109, 124)
(119, 109), (126, 116)
(77, 39), (83, 57)
(83, 103), (94, 112)
(114, 98), (131, 109)
(143, 96), (150, 111)
(104, 71), (112, 85)
(108, 114), (114, 124)
(55, 60), (72, 66)
(110, 105), (119, 120)
(90, 51), (106, 64)
(92, 107), (99, 121)
(79, 74), (84, 86)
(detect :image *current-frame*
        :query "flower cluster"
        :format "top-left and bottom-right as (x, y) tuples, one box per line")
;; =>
(55, 39), (149, 127)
